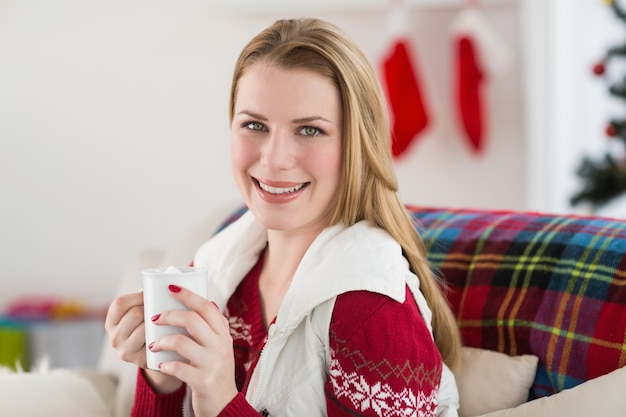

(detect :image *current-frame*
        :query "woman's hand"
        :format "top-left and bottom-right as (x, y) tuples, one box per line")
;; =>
(104, 291), (182, 393)
(149, 285), (238, 417)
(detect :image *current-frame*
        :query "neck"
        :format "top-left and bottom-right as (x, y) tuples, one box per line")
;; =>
(263, 228), (321, 284)
(258, 228), (323, 328)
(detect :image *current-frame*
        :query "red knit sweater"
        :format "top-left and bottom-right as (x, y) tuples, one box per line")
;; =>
(132, 255), (442, 416)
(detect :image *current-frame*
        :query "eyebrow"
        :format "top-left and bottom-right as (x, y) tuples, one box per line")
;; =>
(237, 110), (267, 121)
(292, 115), (332, 124)
(237, 110), (332, 124)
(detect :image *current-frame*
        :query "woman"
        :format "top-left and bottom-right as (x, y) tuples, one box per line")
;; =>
(105, 18), (462, 417)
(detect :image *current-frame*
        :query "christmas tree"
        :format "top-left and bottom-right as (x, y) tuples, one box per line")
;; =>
(570, 0), (626, 210)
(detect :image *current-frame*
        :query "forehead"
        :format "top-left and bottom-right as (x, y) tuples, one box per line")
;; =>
(234, 63), (341, 119)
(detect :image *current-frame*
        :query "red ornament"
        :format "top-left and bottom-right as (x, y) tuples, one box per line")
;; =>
(606, 123), (617, 137)
(593, 61), (606, 76)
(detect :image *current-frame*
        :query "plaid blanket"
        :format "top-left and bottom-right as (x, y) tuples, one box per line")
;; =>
(408, 205), (626, 398)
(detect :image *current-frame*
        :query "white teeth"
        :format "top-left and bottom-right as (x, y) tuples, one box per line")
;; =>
(258, 181), (306, 195)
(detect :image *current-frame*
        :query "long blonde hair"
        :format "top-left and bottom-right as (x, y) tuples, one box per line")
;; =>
(229, 18), (461, 370)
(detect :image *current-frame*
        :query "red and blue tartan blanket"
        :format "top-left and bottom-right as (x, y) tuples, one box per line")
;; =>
(408, 205), (626, 399)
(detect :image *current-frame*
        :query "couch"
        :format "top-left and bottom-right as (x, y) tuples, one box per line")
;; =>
(2, 204), (625, 416)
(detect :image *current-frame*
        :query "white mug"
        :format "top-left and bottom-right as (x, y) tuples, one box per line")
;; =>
(142, 266), (208, 371)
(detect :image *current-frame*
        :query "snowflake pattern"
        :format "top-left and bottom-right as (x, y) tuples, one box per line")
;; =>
(329, 350), (438, 417)
(225, 307), (252, 345)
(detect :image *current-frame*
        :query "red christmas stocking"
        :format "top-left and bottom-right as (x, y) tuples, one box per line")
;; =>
(382, 38), (430, 159)
(455, 34), (485, 153)
(451, 5), (513, 155)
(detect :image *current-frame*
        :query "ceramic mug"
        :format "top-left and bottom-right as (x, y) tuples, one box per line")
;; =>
(142, 266), (208, 371)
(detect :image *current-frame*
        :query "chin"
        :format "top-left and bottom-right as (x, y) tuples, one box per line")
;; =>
(254, 214), (295, 231)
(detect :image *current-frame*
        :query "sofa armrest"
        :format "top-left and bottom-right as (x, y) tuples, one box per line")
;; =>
(0, 369), (117, 417)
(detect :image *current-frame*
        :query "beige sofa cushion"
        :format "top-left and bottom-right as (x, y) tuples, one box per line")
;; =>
(455, 347), (538, 417)
(477, 365), (626, 417)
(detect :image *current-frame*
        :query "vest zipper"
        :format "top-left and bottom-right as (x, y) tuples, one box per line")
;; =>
(249, 324), (283, 409)
(249, 325), (328, 415)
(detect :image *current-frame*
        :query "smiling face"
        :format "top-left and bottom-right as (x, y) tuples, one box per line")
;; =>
(230, 63), (343, 236)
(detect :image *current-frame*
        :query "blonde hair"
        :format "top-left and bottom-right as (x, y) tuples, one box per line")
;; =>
(229, 18), (461, 370)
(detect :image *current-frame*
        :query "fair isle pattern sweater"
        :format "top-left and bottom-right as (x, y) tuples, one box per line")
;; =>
(132, 253), (442, 417)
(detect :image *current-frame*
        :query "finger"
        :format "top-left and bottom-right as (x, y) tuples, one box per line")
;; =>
(157, 359), (199, 386)
(113, 303), (145, 343)
(127, 320), (147, 356)
(121, 321), (148, 368)
(105, 292), (144, 330)
(164, 285), (229, 335)
(156, 355), (220, 395)
(157, 353), (238, 416)
(112, 306), (147, 364)
(149, 332), (203, 363)
(156, 358), (220, 388)
(153, 309), (226, 351)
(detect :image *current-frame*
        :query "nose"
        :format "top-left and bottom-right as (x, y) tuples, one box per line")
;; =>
(260, 129), (295, 171)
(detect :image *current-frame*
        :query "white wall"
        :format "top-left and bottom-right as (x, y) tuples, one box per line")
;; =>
(0, 1), (244, 310)
(522, 0), (625, 216)
(0, 0), (610, 311)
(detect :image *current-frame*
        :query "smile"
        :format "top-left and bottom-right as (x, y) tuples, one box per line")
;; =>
(257, 180), (308, 195)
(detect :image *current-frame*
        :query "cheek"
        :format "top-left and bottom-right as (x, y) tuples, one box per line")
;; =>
(307, 144), (342, 183)
(229, 135), (252, 192)
(230, 135), (251, 172)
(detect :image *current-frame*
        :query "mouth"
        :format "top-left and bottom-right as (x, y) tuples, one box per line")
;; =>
(254, 178), (309, 195)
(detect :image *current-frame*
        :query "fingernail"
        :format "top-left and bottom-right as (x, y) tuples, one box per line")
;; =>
(148, 341), (155, 350)
(211, 301), (219, 311)
(168, 284), (182, 293)
(158, 362), (164, 369)
(151, 314), (160, 322)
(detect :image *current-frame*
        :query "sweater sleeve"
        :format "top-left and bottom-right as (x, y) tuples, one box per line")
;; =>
(131, 368), (186, 417)
(216, 393), (262, 417)
(325, 286), (442, 417)
(131, 369), (262, 417)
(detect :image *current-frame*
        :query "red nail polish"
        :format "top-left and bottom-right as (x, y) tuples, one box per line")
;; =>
(211, 301), (219, 311)
(168, 284), (182, 293)
(151, 314), (160, 322)
(148, 342), (155, 350)
(158, 362), (163, 369)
